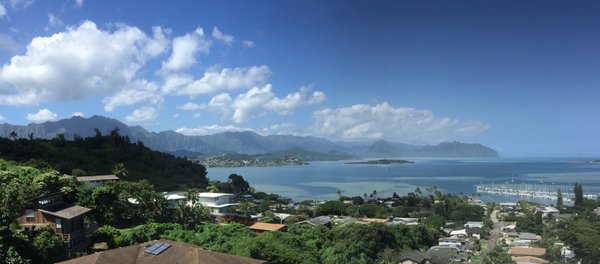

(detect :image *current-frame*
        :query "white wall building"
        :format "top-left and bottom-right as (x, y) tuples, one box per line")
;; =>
(197, 193), (237, 216)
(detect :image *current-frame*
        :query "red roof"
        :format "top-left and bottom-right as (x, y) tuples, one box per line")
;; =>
(249, 222), (286, 232)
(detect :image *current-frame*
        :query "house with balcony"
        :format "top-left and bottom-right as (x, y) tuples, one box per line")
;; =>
(19, 192), (94, 255)
(197, 193), (237, 216)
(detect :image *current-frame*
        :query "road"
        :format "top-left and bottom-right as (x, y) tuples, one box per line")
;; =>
(481, 209), (503, 260)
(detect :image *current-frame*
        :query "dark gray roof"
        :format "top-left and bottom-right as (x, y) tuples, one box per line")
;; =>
(466, 227), (483, 234)
(400, 250), (430, 263)
(299, 216), (332, 226)
(39, 203), (91, 219)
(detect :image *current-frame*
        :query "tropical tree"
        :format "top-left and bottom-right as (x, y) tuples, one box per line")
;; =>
(9, 131), (17, 140)
(236, 200), (253, 218)
(112, 163), (128, 178)
(207, 180), (220, 193)
(557, 189), (563, 207)
(186, 188), (200, 207)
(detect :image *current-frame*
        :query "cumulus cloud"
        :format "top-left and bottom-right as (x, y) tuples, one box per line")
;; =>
(75, 0), (84, 8)
(0, 114), (5, 121)
(124, 106), (157, 123)
(26, 108), (57, 123)
(202, 84), (325, 123)
(242, 40), (254, 48)
(0, 3), (6, 18)
(171, 65), (270, 95)
(175, 124), (254, 136)
(260, 123), (303, 136)
(176, 102), (203, 111)
(161, 28), (210, 72)
(311, 102), (491, 144)
(0, 20), (167, 107)
(192, 113), (201, 118)
(71, 111), (84, 117)
(212, 27), (234, 45)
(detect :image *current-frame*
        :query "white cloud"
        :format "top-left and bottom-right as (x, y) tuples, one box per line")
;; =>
(0, 20), (166, 108)
(175, 124), (254, 136)
(102, 79), (162, 111)
(192, 113), (201, 118)
(212, 27), (234, 45)
(172, 113), (179, 118)
(202, 84), (325, 123)
(265, 85), (326, 115)
(26, 108), (57, 123)
(0, 3), (6, 18)
(173, 65), (270, 95)
(0, 114), (5, 121)
(161, 28), (210, 72)
(242, 40), (254, 48)
(311, 102), (491, 144)
(124, 106), (157, 123)
(0, 35), (20, 52)
(46, 13), (64, 30)
(75, 0), (84, 8)
(176, 102), (203, 111)
(9, 0), (34, 10)
(71, 111), (84, 117)
(260, 123), (302, 136)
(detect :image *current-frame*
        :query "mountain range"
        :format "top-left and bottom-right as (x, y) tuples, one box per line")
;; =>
(0, 116), (499, 158)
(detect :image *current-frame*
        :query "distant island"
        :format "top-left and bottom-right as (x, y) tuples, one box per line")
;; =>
(591, 160), (600, 163)
(345, 159), (414, 165)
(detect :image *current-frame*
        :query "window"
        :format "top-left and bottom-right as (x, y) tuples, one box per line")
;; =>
(25, 209), (35, 222)
(55, 218), (62, 229)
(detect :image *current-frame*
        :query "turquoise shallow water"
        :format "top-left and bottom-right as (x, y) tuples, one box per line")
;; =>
(206, 158), (600, 204)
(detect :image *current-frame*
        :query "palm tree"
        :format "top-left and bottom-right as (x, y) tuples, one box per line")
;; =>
(190, 203), (211, 223)
(207, 180), (220, 193)
(236, 200), (253, 218)
(175, 200), (189, 223)
(112, 163), (128, 178)
(336, 190), (342, 200)
(186, 188), (200, 207)
(9, 131), (17, 140)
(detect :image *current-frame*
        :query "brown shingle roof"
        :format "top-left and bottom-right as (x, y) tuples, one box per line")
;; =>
(249, 222), (285, 232)
(58, 240), (265, 264)
(508, 247), (546, 257)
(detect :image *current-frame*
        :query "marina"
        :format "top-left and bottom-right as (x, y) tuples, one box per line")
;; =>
(475, 183), (599, 203)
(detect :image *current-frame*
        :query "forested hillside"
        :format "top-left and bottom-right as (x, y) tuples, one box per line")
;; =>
(0, 129), (208, 190)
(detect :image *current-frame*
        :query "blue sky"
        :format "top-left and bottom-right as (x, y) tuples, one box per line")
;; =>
(0, 0), (599, 157)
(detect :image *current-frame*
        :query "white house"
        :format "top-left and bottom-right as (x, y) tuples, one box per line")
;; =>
(536, 206), (560, 218)
(450, 229), (468, 237)
(197, 193), (237, 216)
(465, 221), (484, 228)
(163, 192), (187, 209)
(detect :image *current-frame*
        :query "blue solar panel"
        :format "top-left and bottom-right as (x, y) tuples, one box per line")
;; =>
(144, 242), (171, 255)
(144, 242), (163, 254)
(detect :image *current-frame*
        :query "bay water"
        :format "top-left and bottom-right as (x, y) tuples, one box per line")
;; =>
(207, 158), (600, 204)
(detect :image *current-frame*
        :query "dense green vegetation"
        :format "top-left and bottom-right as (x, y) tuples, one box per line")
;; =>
(91, 221), (440, 264)
(0, 129), (208, 190)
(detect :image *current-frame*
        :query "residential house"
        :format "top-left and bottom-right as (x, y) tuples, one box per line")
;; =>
(511, 256), (549, 264)
(426, 246), (460, 264)
(74, 175), (119, 188)
(392, 217), (419, 225)
(518, 232), (539, 241)
(464, 221), (484, 228)
(249, 222), (286, 234)
(535, 206), (560, 218)
(449, 229), (468, 238)
(508, 247), (546, 258)
(499, 202), (518, 211)
(298, 216), (332, 228)
(400, 250), (431, 264)
(19, 192), (94, 255)
(465, 227), (483, 239)
(163, 192), (187, 209)
(438, 237), (468, 252)
(58, 239), (265, 264)
(197, 193), (237, 216)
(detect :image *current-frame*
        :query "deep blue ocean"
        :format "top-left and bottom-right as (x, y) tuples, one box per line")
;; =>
(207, 158), (600, 204)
